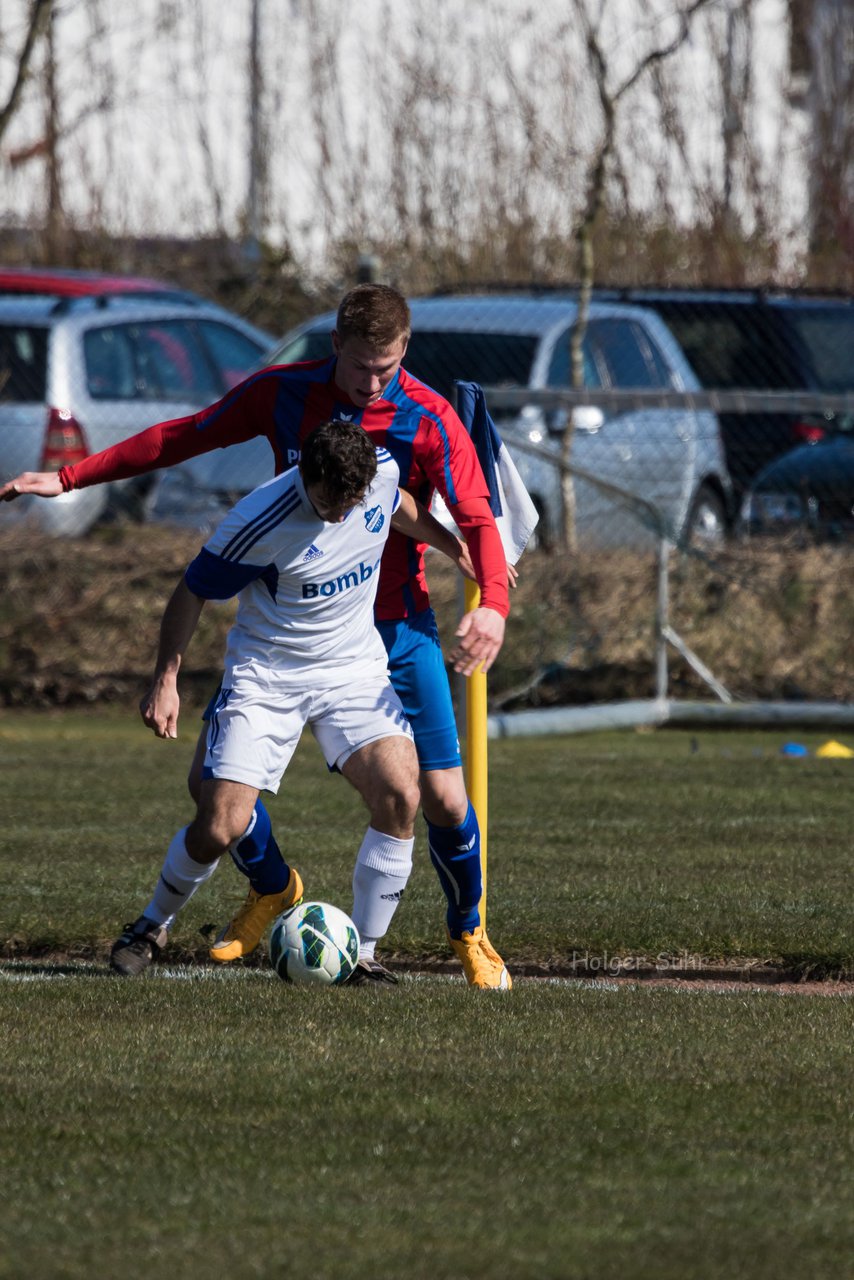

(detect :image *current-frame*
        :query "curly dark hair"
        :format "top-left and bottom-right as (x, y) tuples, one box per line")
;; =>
(299, 421), (378, 503)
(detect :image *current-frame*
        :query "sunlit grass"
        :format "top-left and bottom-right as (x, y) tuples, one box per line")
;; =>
(1, 713), (852, 975)
(2, 712), (853, 1277)
(0, 968), (851, 1280)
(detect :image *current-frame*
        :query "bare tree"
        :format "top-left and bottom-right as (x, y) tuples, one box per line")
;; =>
(0, 0), (52, 145)
(558, 0), (718, 552)
(807, 0), (854, 279)
(42, 1), (66, 258)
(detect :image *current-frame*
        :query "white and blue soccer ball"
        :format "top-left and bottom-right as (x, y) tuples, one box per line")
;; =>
(269, 901), (360, 985)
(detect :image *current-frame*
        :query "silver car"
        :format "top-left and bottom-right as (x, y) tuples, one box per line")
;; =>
(0, 296), (274, 535)
(149, 295), (733, 548)
(264, 295), (733, 548)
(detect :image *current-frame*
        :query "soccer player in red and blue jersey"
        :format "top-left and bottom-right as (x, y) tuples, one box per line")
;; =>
(1, 285), (512, 989)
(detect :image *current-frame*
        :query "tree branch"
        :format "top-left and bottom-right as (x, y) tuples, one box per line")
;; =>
(0, 0), (53, 146)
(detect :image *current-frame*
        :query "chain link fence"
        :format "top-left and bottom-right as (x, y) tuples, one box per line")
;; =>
(460, 392), (854, 727)
(2, 288), (853, 719)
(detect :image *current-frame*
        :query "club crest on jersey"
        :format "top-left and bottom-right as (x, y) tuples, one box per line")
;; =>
(364, 505), (385, 534)
(302, 543), (324, 562)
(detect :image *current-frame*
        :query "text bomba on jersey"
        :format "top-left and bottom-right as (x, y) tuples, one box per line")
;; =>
(301, 556), (382, 598)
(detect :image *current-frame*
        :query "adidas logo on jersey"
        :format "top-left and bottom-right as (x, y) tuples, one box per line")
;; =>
(302, 543), (324, 562)
(364, 505), (385, 534)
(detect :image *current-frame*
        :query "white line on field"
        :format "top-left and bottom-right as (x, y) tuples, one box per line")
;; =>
(0, 962), (850, 996)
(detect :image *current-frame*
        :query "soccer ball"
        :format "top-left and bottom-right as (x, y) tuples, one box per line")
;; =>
(269, 901), (360, 985)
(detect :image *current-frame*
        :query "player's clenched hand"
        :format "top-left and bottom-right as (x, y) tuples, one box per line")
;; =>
(450, 606), (506, 677)
(0, 472), (64, 501)
(140, 677), (180, 739)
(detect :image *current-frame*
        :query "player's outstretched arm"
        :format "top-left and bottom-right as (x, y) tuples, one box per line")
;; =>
(0, 472), (64, 501)
(140, 577), (206, 740)
(391, 490), (476, 579)
(4, 378), (267, 506)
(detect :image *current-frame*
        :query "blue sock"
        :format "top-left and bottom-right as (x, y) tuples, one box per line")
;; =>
(230, 800), (290, 895)
(426, 803), (482, 939)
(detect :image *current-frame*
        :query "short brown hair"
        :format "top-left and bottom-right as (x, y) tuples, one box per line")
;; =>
(299, 421), (378, 503)
(336, 283), (411, 350)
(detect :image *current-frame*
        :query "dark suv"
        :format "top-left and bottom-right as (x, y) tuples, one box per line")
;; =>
(589, 288), (854, 500)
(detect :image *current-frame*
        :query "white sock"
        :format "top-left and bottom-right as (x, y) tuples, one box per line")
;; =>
(142, 827), (221, 929)
(351, 827), (414, 960)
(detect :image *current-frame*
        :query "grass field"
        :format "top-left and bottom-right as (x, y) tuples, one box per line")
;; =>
(1, 712), (853, 1278)
(1, 711), (852, 973)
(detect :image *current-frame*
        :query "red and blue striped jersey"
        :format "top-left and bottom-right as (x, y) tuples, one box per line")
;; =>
(60, 357), (509, 620)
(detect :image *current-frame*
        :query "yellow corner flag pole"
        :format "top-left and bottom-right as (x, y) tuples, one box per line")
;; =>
(463, 579), (489, 930)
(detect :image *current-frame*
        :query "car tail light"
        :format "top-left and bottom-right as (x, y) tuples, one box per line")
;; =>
(40, 407), (89, 470)
(791, 420), (827, 445)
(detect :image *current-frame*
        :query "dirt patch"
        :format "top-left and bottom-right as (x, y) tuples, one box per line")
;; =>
(391, 954), (854, 992)
(13, 939), (846, 988)
(2, 950), (851, 995)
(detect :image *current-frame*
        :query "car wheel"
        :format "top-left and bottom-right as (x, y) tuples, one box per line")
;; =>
(685, 484), (727, 547)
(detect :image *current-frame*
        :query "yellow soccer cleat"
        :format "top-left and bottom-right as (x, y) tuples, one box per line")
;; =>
(210, 867), (304, 963)
(448, 926), (512, 990)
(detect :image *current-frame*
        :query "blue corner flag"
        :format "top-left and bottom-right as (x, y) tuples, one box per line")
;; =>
(455, 380), (539, 564)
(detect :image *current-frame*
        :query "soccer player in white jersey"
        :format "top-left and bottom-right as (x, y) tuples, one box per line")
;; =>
(110, 422), (475, 981)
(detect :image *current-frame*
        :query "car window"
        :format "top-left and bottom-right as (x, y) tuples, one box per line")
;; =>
(273, 330), (334, 365)
(402, 331), (539, 400)
(85, 321), (220, 401)
(546, 326), (603, 387)
(83, 326), (137, 398)
(274, 326), (539, 400)
(197, 320), (266, 389)
(0, 324), (48, 401)
(785, 309), (854, 391)
(639, 331), (676, 387)
(587, 319), (660, 387)
(651, 304), (803, 390)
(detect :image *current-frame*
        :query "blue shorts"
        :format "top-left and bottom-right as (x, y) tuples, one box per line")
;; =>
(376, 609), (461, 772)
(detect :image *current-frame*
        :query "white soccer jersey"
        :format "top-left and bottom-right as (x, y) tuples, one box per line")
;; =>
(185, 448), (400, 688)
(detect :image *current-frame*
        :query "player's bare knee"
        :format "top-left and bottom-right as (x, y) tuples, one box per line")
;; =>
(184, 817), (228, 864)
(420, 767), (469, 827)
(190, 779), (256, 858)
(372, 776), (419, 836)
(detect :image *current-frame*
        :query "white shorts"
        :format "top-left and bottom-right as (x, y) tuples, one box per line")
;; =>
(204, 674), (414, 793)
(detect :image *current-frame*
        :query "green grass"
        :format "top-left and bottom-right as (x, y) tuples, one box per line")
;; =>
(1, 712), (853, 973)
(2, 712), (853, 1277)
(0, 971), (852, 1279)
